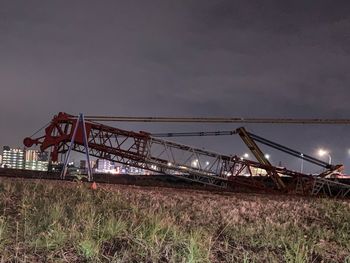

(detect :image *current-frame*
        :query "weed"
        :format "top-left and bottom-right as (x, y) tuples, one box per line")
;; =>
(283, 238), (310, 263)
(0, 178), (349, 262)
(0, 216), (6, 248)
(78, 238), (100, 260)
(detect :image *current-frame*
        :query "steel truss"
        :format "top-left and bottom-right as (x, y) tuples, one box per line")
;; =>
(23, 112), (350, 197)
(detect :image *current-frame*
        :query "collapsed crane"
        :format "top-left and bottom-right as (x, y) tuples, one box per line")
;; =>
(151, 127), (347, 195)
(23, 112), (350, 197)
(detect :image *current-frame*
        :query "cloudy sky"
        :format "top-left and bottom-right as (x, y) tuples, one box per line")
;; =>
(1, 1), (350, 173)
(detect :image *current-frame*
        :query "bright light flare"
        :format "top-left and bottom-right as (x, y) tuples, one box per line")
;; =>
(318, 149), (328, 157)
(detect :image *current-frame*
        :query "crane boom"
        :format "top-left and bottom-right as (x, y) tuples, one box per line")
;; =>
(82, 116), (350, 124)
(151, 130), (236, 137)
(23, 112), (350, 197)
(150, 128), (341, 172)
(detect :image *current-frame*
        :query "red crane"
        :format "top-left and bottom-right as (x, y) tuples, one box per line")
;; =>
(23, 112), (350, 197)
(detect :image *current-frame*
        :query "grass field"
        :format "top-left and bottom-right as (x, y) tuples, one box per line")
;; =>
(0, 178), (349, 262)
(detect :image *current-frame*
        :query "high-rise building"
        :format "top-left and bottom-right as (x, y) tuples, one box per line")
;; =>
(80, 160), (86, 169)
(25, 150), (39, 162)
(24, 149), (49, 171)
(90, 160), (96, 169)
(2, 146), (25, 169)
(96, 159), (113, 172)
(25, 160), (48, 171)
(0, 154), (2, 165)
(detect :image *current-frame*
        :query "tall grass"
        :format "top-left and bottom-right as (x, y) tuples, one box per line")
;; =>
(0, 178), (349, 262)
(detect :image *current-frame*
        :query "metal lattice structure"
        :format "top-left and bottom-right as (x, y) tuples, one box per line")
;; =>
(23, 112), (350, 197)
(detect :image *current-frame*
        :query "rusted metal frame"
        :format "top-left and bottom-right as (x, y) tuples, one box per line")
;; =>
(159, 138), (227, 176)
(89, 129), (99, 145)
(133, 137), (145, 156)
(266, 171), (285, 190)
(144, 138), (230, 186)
(176, 173), (227, 188)
(105, 132), (114, 147)
(150, 140), (169, 160)
(205, 156), (224, 177)
(127, 137), (142, 153)
(323, 179), (350, 197)
(97, 130), (113, 146)
(27, 113), (349, 194)
(181, 151), (197, 168)
(224, 158), (237, 175)
(93, 129), (109, 147)
(79, 142), (140, 163)
(233, 163), (248, 177)
(149, 138), (227, 178)
(294, 176), (307, 195)
(118, 135), (139, 154)
(167, 145), (176, 164)
(150, 137), (221, 157)
(311, 179), (323, 196)
(63, 122), (71, 135)
(246, 165), (253, 177)
(90, 127), (147, 157)
(73, 143), (141, 166)
(212, 156), (223, 176)
(72, 144), (159, 174)
(206, 158), (216, 173)
(311, 178), (347, 197)
(113, 133), (129, 149)
(55, 122), (66, 137)
(236, 127), (286, 190)
(121, 136), (139, 153)
(160, 141), (176, 165)
(227, 161), (271, 190)
(72, 140), (228, 188)
(149, 138), (195, 168)
(231, 157), (294, 190)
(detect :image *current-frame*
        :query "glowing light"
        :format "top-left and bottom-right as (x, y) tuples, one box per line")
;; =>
(317, 148), (331, 164)
(318, 149), (328, 157)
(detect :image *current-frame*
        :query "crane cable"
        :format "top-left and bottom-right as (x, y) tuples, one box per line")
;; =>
(29, 121), (51, 138)
(82, 116), (350, 124)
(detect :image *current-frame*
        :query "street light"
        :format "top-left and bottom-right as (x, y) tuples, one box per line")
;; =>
(191, 159), (199, 167)
(240, 153), (250, 160)
(264, 154), (270, 160)
(300, 153), (304, 173)
(318, 149), (331, 164)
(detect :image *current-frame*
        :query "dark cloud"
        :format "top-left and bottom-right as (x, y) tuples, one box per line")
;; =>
(1, 1), (350, 172)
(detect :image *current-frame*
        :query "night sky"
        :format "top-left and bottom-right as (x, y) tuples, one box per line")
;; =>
(1, 1), (350, 174)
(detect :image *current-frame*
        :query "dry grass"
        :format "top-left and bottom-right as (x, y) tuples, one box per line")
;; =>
(0, 177), (350, 262)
